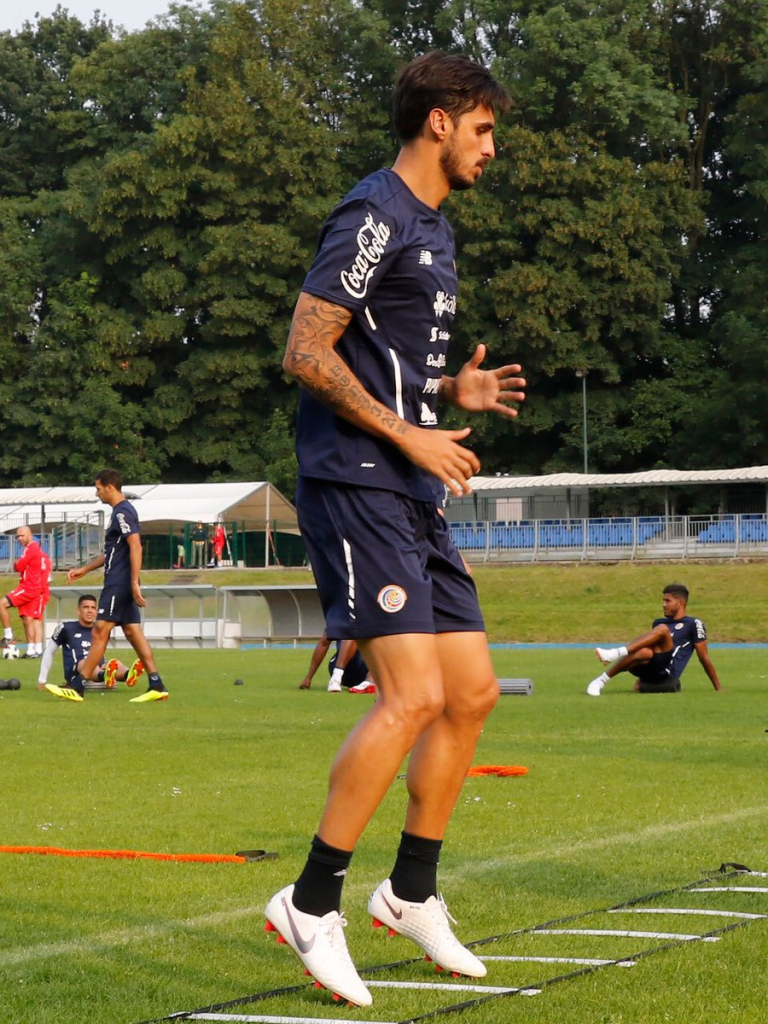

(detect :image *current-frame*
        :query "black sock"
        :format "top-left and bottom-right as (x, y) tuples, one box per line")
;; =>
(68, 675), (86, 696)
(148, 672), (164, 690)
(292, 834), (353, 917)
(389, 831), (443, 903)
(96, 669), (105, 683)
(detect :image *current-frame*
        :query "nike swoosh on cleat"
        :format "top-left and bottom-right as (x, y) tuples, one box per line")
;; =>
(380, 892), (403, 920)
(283, 898), (316, 954)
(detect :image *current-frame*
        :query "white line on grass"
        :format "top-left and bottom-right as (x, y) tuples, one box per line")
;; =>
(536, 928), (720, 942)
(5, 905), (263, 966)
(444, 803), (768, 878)
(365, 980), (539, 994)
(480, 955), (637, 967)
(690, 886), (768, 894)
(610, 908), (766, 919)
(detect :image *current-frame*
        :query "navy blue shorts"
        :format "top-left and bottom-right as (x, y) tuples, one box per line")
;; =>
(635, 650), (673, 681)
(296, 479), (484, 639)
(637, 675), (681, 693)
(97, 585), (141, 625)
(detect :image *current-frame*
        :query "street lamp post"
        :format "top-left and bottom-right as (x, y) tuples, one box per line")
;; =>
(575, 370), (588, 474)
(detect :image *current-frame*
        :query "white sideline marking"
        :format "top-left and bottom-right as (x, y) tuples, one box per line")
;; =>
(536, 928), (720, 941)
(367, 980), (539, 995)
(5, 905), (264, 966)
(480, 955), (636, 967)
(611, 908), (766, 920)
(690, 887), (768, 894)
(452, 804), (768, 879)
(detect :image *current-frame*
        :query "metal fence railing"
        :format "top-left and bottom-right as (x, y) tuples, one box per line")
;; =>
(449, 513), (768, 562)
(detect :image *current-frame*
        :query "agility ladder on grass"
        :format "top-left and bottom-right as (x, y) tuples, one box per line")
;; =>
(130, 864), (768, 1024)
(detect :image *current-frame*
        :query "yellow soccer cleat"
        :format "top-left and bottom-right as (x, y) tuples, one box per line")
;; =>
(129, 687), (168, 703)
(45, 683), (84, 703)
(125, 659), (145, 688)
(104, 659), (119, 689)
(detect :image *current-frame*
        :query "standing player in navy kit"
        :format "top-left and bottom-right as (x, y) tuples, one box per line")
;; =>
(587, 583), (722, 695)
(46, 469), (168, 704)
(265, 53), (524, 1007)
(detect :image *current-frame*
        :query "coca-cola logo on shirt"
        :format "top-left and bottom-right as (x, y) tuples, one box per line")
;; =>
(340, 212), (392, 299)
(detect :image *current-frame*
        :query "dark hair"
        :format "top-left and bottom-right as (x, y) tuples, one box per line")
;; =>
(663, 583), (689, 601)
(95, 468), (123, 491)
(78, 594), (98, 605)
(393, 51), (511, 142)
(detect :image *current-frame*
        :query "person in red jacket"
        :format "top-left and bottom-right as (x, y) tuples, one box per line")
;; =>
(0, 526), (43, 653)
(26, 548), (52, 658)
(211, 523), (226, 567)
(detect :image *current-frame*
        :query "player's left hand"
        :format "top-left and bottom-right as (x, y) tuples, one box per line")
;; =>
(450, 345), (525, 417)
(132, 583), (147, 608)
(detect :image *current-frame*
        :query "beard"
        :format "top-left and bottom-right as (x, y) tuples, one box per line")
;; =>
(439, 137), (481, 192)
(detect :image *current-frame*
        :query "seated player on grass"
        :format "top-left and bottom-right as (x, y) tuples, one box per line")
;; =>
(38, 594), (143, 701)
(587, 583), (722, 696)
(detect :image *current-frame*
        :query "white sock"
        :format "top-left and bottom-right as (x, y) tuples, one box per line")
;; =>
(3, 628), (12, 641)
(330, 667), (345, 686)
(617, 645), (628, 658)
(599, 671), (610, 684)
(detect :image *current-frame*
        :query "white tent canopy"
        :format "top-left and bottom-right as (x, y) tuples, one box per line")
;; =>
(467, 466), (768, 491)
(0, 482), (298, 534)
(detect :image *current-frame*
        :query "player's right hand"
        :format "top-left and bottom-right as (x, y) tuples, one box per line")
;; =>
(398, 425), (480, 495)
(66, 567), (84, 582)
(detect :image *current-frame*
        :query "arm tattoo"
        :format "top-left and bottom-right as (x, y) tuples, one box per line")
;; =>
(284, 295), (407, 437)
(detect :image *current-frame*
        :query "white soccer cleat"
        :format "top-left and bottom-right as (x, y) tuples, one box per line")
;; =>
(264, 884), (371, 1007)
(327, 678), (343, 693)
(586, 677), (606, 696)
(368, 878), (486, 978)
(595, 646), (619, 665)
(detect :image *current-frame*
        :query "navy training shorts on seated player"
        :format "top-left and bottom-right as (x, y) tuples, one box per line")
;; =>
(97, 585), (141, 625)
(296, 478), (484, 639)
(637, 675), (682, 693)
(634, 649), (673, 681)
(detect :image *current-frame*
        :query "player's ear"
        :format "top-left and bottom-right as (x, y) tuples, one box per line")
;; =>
(427, 108), (450, 140)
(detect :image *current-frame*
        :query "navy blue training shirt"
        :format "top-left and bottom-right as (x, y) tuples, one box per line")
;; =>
(654, 615), (707, 677)
(297, 168), (457, 501)
(103, 499), (140, 586)
(52, 621), (96, 681)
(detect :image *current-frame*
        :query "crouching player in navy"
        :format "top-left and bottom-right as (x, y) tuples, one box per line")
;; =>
(45, 469), (168, 704)
(39, 593), (141, 699)
(299, 629), (377, 694)
(587, 583), (722, 695)
(264, 53), (525, 1007)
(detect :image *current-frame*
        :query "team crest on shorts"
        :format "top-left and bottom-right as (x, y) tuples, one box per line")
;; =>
(377, 584), (407, 613)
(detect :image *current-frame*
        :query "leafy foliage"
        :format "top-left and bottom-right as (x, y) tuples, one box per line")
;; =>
(0, 0), (765, 489)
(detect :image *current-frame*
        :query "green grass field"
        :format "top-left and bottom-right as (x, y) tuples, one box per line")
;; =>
(2, 640), (766, 1024)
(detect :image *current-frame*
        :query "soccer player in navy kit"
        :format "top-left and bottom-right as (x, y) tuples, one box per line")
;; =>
(39, 594), (137, 698)
(265, 53), (525, 1007)
(587, 583), (722, 695)
(46, 469), (168, 704)
(299, 629), (375, 693)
